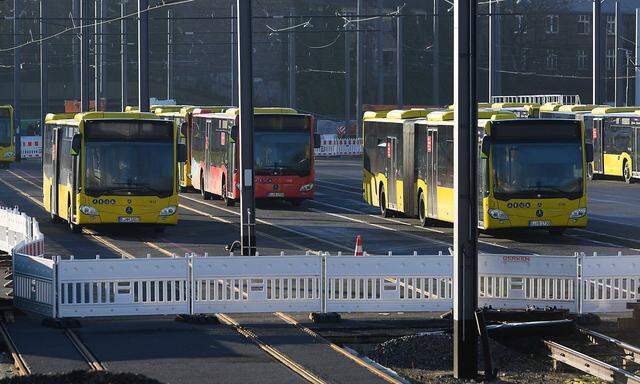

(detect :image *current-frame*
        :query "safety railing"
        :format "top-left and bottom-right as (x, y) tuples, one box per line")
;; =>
(314, 137), (363, 157)
(491, 94), (581, 105)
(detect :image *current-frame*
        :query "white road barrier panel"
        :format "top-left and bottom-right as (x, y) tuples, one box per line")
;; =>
(581, 254), (640, 313)
(314, 138), (363, 157)
(20, 136), (42, 159)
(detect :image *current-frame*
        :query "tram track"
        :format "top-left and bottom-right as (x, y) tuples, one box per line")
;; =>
(63, 328), (106, 371)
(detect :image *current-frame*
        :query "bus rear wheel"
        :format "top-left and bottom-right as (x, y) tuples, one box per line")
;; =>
(623, 161), (633, 184)
(418, 192), (428, 227)
(379, 187), (390, 218)
(223, 180), (235, 207)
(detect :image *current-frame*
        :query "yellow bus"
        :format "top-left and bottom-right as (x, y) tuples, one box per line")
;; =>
(43, 112), (186, 233)
(155, 106), (229, 191)
(0, 106), (15, 168)
(363, 109), (590, 235)
(491, 102), (540, 118)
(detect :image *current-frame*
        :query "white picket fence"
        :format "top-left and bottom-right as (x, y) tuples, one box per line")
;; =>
(20, 136), (42, 159)
(3, 206), (639, 319)
(315, 137), (362, 157)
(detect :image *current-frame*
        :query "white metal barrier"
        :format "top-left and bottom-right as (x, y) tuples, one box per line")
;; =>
(20, 136), (42, 159)
(490, 95), (581, 105)
(581, 255), (640, 313)
(315, 138), (363, 157)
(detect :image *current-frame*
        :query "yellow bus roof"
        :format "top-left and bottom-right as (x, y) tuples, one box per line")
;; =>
(539, 103), (563, 112)
(591, 106), (640, 115)
(491, 102), (540, 109)
(46, 111), (160, 125)
(223, 107), (298, 116)
(386, 109), (431, 119)
(557, 104), (601, 112)
(447, 103), (493, 110)
(363, 110), (390, 120)
(427, 110), (516, 122)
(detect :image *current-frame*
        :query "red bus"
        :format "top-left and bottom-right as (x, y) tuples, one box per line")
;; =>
(190, 108), (315, 206)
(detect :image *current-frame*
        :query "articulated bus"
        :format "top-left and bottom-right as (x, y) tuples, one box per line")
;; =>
(582, 107), (640, 183)
(43, 112), (185, 232)
(363, 109), (590, 234)
(155, 106), (229, 191)
(0, 106), (15, 168)
(191, 108), (315, 206)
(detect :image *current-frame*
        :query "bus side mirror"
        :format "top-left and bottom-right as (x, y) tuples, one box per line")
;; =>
(585, 143), (594, 163)
(70, 134), (81, 156)
(481, 136), (491, 159)
(314, 134), (321, 149)
(178, 143), (187, 163)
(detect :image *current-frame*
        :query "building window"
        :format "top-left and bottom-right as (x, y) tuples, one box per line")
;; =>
(607, 48), (615, 70)
(514, 15), (527, 34)
(607, 15), (615, 35)
(577, 15), (590, 35)
(577, 50), (588, 70)
(546, 15), (559, 34)
(546, 49), (558, 71)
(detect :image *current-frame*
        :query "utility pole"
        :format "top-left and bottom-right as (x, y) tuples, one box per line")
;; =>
(73, 0), (80, 100)
(167, 9), (175, 100)
(40, 0), (49, 123)
(81, 0), (90, 112)
(453, 0), (478, 379)
(121, 1), (129, 111)
(95, 0), (100, 110)
(396, 6), (404, 107)
(488, 0), (501, 100)
(288, 12), (296, 108)
(237, 0), (256, 256)
(13, 0), (21, 161)
(344, 22), (351, 128)
(138, 0), (150, 112)
(636, 9), (640, 105)
(100, 0), (106, 107)
(593, 0), (604, 104)
(356, 0), (363, 138)
(615, 1), (623, 106)
(231, 3), (237, 105)
(376, 0), (384, 105)
(432, 0), (440, 106)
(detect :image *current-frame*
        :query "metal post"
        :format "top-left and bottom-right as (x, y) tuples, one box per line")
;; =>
(13, 0), (21, 147)
(72, 0), (80, 100)
(138, 0), (150, 112)
(237, 0), (256, 256)
(593, 0), (604, 104)
(81, 0), (90, 112)
(94, 0), (100, 110)
(100, 0), (106, 107)
(376, 0), (384, 104)
(488, 0), (501, 100)
(453, 0), (478, 379)
(396, 6), (404, 107)
(356, 0), (363, 138)
(121, 1), (129, 111)
(615, 1), (623, 107)
(40, 0), (49, 123)
(167, 9), (174, 100)
(636, 9), (640, 105)
(344, 22), (351, 128)
(432, 0), (440, 106)
(231, 3), (238, 105)
(288, 12), (296, 108)
(626, 51), (630, 106)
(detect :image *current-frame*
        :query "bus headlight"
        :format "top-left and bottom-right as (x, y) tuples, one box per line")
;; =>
(79, 205), (99, 216)
(299, 183), (314, 192)
(160, 206), (177, 216)
(4, 151), (14, 158)
(488, 209), (509, 221)
(570, 208), (587, 219)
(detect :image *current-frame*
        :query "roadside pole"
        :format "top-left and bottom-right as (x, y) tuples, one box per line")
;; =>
(288, 11), (296, 109)
(167, 9), (174, 101)
(593, 0), (604, 104)
(344, 21), (351, 130)
(356, 0), (363, 138)
(81, 0), (90, 112)
(121, 1), (129, 111)
(432, 0), (440, 105)
(40, 0), (49, 124)
(488, 0), (501, 100)
(237, 0), (256, 256)
(138, 0), (150, 112)
(453, 0), (478, 379)
(615, 1), (623, 107)
(396, 6), (404, 107)
(13, 0), (21, 161)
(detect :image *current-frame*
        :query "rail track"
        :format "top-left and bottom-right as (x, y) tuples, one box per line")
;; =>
(545, 328), (640, 384)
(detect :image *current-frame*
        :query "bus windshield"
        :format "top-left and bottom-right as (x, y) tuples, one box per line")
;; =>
(0, 117), (11, 147)
(492, 141), (583, 199)
(84, 121), (174, 197)
(255, 131), (311, 176)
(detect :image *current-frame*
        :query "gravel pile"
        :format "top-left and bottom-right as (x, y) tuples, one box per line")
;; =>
(368, 332), (601, 383)
(0, 371), (162, 384)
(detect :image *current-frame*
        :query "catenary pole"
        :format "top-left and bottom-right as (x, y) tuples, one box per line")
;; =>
(167, 9), (174, 100)
(396, 6), (404, 107)
(121, 1), (129, 111)
(377, 0), (384, 104)
(237, 0), (256, 256)
(13, 0), (21, 155)
(40, 0), (49, 123)
(73, 0), (80, 99)
(345, 21), (351, 129)
(615, 1), (623, 106)
(593, 0), (604, 104)
(453, 0), (478, 379)
(488, 0), (501, 100)
(138, 0), (150, 112)
(231, 3), (237, 105)
(356, 0), (363, 138)
(81, 0), (90, 112)
(432, 0), (440, 105)
(95, 0), (100, 110)
(288, 11), (296, 108)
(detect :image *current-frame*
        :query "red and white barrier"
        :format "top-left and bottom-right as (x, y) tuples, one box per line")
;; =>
(21, 136), (42, 158)
(315, 138), (363, 157)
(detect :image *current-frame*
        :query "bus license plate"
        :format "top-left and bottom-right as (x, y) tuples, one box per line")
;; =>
(529, 220), (551, 227)
(268, 193), (285, 198)
(118, 216), (140, 223)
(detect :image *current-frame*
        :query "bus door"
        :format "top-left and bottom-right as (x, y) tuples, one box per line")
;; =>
(592, 118), (604, 174)
(385, 136), (398, 210)
(51, 127), (62, 216)
(425, 129), (438, 218)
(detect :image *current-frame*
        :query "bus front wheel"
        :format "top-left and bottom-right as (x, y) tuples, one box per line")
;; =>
(379, 187), (390, 218)
(418, 192), (428, 227)
(623, 161), (633, 184)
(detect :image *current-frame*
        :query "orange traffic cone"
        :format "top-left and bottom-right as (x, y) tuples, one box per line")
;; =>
(354, 235), (363, 256)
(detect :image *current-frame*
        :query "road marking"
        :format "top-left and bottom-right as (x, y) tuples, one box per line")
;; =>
(274, 312), (407, 384)
(64, 328), (106, 371)
(179, 203), (232, 223)
(216, 313), (328, 384)
(144, 241), (176, 257)
(83, 229), (136, 259)
(316, 182), (362, 197)
(8, 170), (41, 190)
(570, 229), (640, 252)
(0, 177), (44, 208)
(181, 194), (353, 252)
